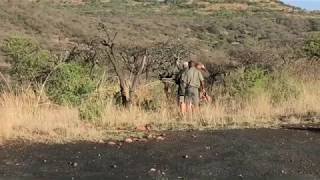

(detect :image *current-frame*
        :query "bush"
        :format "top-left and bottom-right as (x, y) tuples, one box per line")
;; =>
(304, 34), (320, 59)
(267, 73), (300, 104)
(215, 66), (301, 104)
(46, 63), (96, 106)
(224, 66), (269, 100)
(2, 36), (55, 86)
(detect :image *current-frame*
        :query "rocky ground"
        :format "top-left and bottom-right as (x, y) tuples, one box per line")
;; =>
(0, 128), (320, 180)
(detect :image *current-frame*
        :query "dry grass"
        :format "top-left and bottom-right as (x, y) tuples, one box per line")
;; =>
(0, 92), (105, 144)
(0, 80), (319, 144)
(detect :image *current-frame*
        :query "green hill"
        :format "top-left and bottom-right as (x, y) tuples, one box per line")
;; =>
(0, 0), (319, 76)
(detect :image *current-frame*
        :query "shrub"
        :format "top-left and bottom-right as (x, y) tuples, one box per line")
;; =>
(267, 72), (301, 104)
(2, 36), (55, 86)
(46, 63), (96, 106)
(309, 18), (320, 31)
(304, 34), (320, 59)
(214, 66), (301, 104)
(224, 66), (269, 100)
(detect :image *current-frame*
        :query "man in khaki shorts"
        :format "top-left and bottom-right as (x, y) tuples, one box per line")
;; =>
(182, 61), (205, 112)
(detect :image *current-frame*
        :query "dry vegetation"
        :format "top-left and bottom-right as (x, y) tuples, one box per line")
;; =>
(0, 0), (319, 143)
(1, 78), (319, 143)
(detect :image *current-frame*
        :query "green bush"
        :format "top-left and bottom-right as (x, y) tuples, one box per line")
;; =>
(46, 63), (96, 106)
(2, 36), (55, 85)
(217, 66), (300, 104)
(304, 34), (320, 59)
(224, 66), (269, 99)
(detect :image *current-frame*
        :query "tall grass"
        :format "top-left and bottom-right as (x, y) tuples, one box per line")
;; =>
(0, 92), (104, 143)
(1, 80), (319, 144)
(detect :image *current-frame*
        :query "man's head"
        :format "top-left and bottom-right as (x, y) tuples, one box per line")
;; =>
(195, 62), (207, 72)
(188, 60), (196, 68)
(182, 61), (189, 69)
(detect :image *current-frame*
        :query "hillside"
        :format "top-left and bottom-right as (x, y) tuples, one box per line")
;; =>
(0, 0), (319, 67)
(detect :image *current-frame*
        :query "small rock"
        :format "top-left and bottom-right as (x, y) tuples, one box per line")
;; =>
(110, 164), (118, 169)
(108, 141), (117, 146)
(149, 168), (157, 172)
(199, 155), (203, 158)
(231, 41), (241, 45)
(42, 159), (47, 163)
(67, 161), (78, 167)
(146, 134), (154, 139)
(205, 146), (211, 150)
(192, 134), (197, 138)
(182, 155), (189, 159)
(156, 136), (165, 141)
(117, 142), (123, 148)
(98, 139), (105, 144)
(125, 138), (133, 143)
(281, 170), (286, 174)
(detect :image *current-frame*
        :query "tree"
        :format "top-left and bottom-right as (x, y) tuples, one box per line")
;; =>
(97, 24), (190, 106)
(97, 25), (147, 106)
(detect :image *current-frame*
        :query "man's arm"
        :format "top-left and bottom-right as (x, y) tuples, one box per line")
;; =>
(199, 71), (205, 92)
(200, 80), (205, 92)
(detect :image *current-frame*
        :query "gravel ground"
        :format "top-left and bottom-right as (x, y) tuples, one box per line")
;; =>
(0, 128), (320, 180)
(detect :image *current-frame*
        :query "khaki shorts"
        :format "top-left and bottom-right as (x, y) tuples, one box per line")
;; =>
(186, 86), (200, 105)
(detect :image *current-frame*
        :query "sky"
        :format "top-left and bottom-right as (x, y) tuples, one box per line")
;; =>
(281, 0), (320, 11)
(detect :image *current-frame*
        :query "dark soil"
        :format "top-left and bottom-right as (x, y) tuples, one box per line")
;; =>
(1, 129), (320, 180)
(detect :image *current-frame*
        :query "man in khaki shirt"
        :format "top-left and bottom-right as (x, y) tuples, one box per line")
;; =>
(182, 61), (205, 111)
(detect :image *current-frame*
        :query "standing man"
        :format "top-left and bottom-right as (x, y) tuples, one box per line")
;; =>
(176, 62), (189, 114)
(182, 61), (205, 112)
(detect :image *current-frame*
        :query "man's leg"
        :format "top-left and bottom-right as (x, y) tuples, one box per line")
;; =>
(190, 87), (200, 112)
(179, 96), (186, 114)
(185, 87), (191, 113)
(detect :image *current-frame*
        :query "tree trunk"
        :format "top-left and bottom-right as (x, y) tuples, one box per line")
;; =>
(119, 79), (131, 107)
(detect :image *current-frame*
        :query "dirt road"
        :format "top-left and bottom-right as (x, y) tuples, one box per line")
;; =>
(1, 129), (320, 180)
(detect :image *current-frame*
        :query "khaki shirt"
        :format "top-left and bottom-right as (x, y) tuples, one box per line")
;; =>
(182, 67), (204, 88)
(178, 69), (188, 96)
